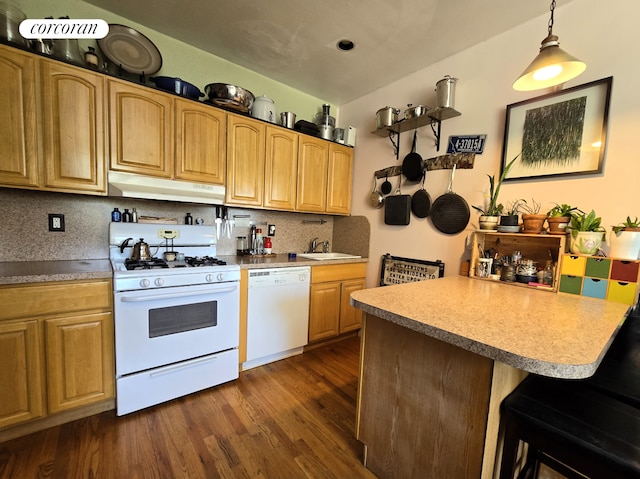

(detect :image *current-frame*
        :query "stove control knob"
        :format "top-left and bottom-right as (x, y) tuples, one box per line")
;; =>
(217, 273), (225, 282)
(154, 278), (164, 287)
(205, 274), (214, 283)
(140, 278), (150, 288)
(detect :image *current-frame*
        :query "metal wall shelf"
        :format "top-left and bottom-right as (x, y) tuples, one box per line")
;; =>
(371, 106), (461, 154)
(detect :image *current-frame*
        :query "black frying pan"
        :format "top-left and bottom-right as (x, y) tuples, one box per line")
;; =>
(411, 171), (431, 218)
(402, 131), (424, 182)
(430, 165), (470, 234)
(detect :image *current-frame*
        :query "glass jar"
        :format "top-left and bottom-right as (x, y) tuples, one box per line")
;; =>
(236, 236), (248, 255)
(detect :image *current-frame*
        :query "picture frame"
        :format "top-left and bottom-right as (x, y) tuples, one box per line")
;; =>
(501, 76), (612, 181)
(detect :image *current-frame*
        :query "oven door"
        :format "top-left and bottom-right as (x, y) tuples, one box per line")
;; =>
(114, 281), (239, 377)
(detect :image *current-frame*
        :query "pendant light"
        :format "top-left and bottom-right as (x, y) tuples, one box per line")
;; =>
(513, 0), (586, 91)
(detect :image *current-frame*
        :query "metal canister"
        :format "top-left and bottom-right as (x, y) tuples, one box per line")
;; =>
(376, 106), (399, 129)
(435, 75), (458, 109)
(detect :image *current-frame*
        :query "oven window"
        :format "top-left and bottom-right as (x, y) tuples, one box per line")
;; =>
(149, 301), (218, 338)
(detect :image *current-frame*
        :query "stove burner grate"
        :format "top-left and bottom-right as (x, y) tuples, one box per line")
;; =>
(184, 256), (227, 267)
(124, 258), (169, 270)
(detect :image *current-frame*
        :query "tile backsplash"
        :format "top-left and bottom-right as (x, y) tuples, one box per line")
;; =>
(0, 189), (369, 261)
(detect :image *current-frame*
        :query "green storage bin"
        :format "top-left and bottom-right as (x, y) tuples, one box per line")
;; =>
(559, 275), (583, 295)
(585, 257), (611, 279)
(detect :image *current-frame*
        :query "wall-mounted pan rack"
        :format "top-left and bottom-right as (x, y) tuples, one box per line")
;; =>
(374, 153), (475, 179)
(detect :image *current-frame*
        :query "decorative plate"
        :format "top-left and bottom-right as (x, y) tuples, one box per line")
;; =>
(98, 24), (162, 75)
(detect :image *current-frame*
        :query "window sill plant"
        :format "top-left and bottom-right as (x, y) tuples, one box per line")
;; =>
(569, 209), (606, 255)
(610, 216), (640, 260)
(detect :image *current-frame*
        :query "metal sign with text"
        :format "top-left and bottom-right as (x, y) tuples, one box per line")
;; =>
(447, 134), (487, 154)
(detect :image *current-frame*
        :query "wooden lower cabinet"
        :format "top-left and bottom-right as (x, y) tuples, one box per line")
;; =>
(308, 263), (367, 342)
(0, 279), (114, 441)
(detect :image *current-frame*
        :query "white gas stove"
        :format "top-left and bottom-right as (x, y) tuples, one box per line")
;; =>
(109, 222), (240, 415)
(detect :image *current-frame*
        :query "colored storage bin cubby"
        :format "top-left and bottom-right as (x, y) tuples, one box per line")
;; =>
(561, 255), (586, 276)
(582, 278), (608, 299)
(610, 261), (640, 282)
(585, 257), (611, 279)
(607, 281), (638, 305)
(559, 275), (583, 295)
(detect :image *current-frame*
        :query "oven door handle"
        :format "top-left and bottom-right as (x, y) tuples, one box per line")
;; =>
(120, 285), (238, 302)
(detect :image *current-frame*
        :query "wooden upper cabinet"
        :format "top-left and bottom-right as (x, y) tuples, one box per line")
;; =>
(226, 114), (265, 206)
(264, 125), (298, 210)
(297, 135), (328, 213)
(108, 79), (173, 178)
(175, 99), (226, 184)
(326, 143), (353, 215)
(40, 60), (106, 194)
(0, 45), (39, 188)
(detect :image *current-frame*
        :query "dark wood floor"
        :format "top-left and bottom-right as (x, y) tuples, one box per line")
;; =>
(0, 336), (376, 479)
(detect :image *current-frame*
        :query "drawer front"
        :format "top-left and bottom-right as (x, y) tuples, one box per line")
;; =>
(610, 261), (640, 282)
(559, 275), (583, 295)
(0, 280), (112, 321)
(561, 255), (586, 276)
(607, 281), (638, 305)
(311, 263), (367, 283)
(584, 258), (611, 279)
(582, 278), (608, 299)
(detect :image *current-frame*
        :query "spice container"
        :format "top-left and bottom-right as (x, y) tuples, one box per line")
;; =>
(185, 213), (193, 225)
(111, 207), (121, 222)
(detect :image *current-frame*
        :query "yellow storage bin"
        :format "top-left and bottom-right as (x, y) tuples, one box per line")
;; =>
(561, 255), (586, 277)
(607, 281), (638, 305)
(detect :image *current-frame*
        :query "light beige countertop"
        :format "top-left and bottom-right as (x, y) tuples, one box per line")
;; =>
(219, 254), (368, 269)
(350, 275), (632, 379)
(0, 259), (113, 285)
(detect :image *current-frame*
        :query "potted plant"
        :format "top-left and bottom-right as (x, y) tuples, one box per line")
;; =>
(569, 209), (606, 255)
(499, 199), (525, 230)
(546, 204), (580, 235)
(520, 199), (546, 234)
(609, 216), (640, 260)
(473, 156), (518, 231)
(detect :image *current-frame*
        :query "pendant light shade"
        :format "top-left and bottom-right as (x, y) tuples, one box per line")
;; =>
(513, 1), (586, 91)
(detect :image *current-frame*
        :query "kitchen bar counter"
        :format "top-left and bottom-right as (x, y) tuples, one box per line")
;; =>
(351, 275), (630, 379)
(0, 259), (113, 285)
(350, 276), (633, 479)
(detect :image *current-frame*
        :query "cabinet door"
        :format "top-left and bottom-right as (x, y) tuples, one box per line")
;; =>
(175, 99), (226, 184)
(226, 114), (265, 206)
(0, 320), (44, 428)
(326, 143), (353, 215)
(297, 135), (328, 213)
(45, 312), (114, 413)
(108, 79), (173, 177)
(0, 45), (39, 188)
(308, 282), (341, 342)
(339, 278), (365, 334)
(264, 125), (298, 210)
(40, 60), (106, 194)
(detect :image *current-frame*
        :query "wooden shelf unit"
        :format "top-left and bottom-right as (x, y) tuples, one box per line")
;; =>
(470, 232), (568, 292)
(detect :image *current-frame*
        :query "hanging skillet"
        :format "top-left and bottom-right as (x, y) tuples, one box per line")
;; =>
(430, 164), (470, 234)
(411, 171), (432, 218)
(402, 131), (424, 182)
(368, 176), (384, 209)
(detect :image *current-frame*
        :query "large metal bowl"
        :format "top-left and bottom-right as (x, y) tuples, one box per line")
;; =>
(204, 83), (255, 112)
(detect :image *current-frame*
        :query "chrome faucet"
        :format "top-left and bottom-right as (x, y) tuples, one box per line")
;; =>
(322, 240), (330, 253)
(310, 237), (319, 253)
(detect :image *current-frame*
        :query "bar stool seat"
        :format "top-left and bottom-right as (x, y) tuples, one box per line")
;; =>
(499, 374), (640, 479)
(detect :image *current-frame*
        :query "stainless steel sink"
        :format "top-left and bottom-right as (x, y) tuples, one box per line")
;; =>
(298, 252), (362, 260)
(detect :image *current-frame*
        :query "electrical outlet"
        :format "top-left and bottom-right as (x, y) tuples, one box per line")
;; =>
(268, 224), (276, 236)
(48, 213), (65, 232)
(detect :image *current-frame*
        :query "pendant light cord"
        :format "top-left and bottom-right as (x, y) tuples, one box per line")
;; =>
(548, 0), (556, 36)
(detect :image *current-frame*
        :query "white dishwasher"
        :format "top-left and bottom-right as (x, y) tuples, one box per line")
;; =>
(242, 266), (311, 371)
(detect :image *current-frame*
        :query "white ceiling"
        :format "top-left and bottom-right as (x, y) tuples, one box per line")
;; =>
(85, 0), (573, 105)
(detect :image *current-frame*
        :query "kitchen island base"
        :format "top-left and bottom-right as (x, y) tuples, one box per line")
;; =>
(356, 314), (526, 479)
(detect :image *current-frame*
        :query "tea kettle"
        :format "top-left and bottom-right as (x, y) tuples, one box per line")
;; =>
(119, 237), (152, 261)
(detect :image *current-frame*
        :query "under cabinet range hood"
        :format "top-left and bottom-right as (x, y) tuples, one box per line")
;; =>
(108, 171), (225, 204)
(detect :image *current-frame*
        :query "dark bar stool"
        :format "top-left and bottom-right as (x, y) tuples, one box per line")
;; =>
(499, 312), (640, 479)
